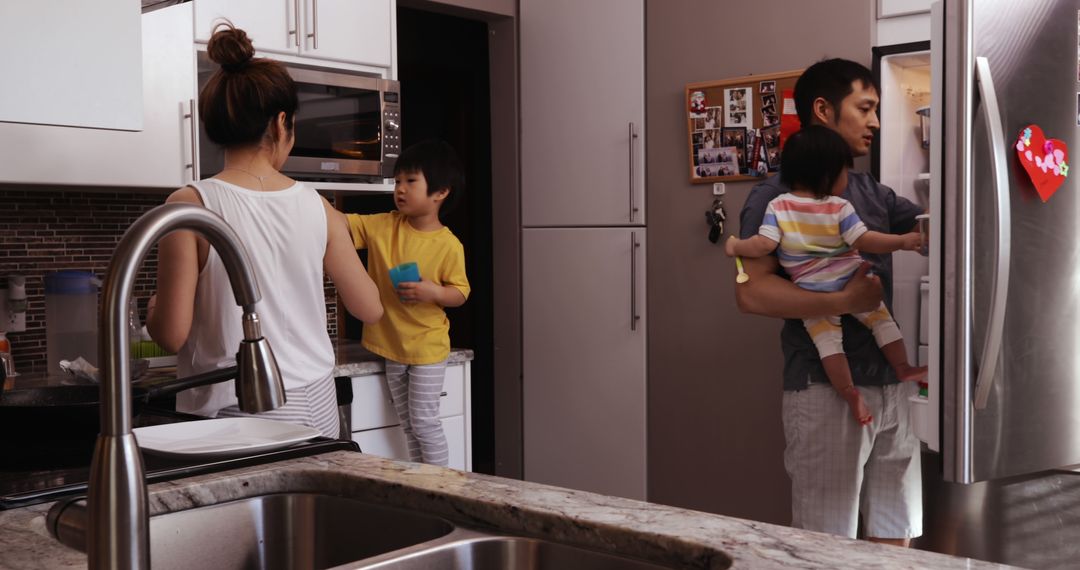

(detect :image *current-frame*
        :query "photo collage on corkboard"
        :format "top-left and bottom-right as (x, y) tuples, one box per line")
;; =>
(686, 69), (802, 183)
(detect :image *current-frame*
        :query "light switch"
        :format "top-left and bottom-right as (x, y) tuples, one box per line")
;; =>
(712, 183), (725, 196)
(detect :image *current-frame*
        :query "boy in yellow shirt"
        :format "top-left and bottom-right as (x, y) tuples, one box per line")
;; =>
(346, 140), (470, 466)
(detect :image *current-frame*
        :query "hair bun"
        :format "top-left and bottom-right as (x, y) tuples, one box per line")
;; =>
(207, 22), (255, 72)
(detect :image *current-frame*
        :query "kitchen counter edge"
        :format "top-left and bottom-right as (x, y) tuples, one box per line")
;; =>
(0, 450), (1018, 570)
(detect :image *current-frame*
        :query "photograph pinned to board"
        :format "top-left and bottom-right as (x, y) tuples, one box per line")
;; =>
(716, 147), (741, 176)
(761, 124), (782, 171)
(702, 128), (721, 150)
(722, 127), (748, 172)
(704, 107), (722, 129)
(690, 90), (708, 118)
(724, 87), (753, 128)
(685, 68), (802, 183)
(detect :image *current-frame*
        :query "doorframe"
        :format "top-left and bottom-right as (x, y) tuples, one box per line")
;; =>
(397, 0), (522, 479)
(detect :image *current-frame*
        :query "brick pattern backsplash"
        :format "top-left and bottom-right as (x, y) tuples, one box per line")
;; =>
(0, 189), (337, 374)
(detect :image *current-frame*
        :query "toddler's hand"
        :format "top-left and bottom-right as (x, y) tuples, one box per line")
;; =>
(901, 232), (923, 252)
(724, 236), (738, 257)
(397, 279), (439, 304)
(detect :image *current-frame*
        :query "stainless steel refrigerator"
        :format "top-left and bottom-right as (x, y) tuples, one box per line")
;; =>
(909, 2), (1080, 567)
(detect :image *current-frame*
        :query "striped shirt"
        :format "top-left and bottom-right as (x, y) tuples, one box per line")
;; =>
(759, 194), (868, 292)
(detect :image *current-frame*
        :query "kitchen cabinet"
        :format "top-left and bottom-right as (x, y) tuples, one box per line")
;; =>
(522, 228), (647, 500)
(520, 0), (645, 227)
(0, 3), (197, 188)
(0, 0), (142, 131)
(194, 0), (393, 68)
(520, 0), (647, 501)
(349, 361), (472, 471)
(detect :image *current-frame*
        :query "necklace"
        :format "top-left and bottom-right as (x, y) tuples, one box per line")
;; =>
(221, 166), (270, 191)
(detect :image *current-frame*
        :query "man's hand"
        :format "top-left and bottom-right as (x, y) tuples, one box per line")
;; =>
(900, 232), (923, 252)
(840, 262), (883, 314)
(397, 279), (441, 304)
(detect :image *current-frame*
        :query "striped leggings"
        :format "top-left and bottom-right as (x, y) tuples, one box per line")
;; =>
(385, 358), (449, 466)
(216, 373), (340, 439)
(803, 301), (903, 359)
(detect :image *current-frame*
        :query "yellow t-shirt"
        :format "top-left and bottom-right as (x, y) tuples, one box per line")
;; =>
(347, 211), (470, 364)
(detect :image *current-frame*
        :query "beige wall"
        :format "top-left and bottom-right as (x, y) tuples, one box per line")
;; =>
(645, 1), (872, 525)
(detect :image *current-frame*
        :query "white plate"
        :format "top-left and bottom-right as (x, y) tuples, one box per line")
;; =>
(134, 417), (321, 459)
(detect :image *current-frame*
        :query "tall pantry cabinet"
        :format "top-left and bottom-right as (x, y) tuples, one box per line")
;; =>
(521, 0), (647, 500)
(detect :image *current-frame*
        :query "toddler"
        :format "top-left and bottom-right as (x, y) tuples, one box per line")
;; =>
(726, 125), (926, 425)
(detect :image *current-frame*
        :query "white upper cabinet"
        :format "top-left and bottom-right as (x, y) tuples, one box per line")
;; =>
(304, 0), (393, 67)
(195, 0), (393, 68)
(0, 3), (196, 187)
(0, 0), (142, 131)
(521, 0), (645, 227)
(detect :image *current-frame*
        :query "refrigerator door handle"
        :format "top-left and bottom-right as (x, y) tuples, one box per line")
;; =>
(629, 122), (639, 222)
(971, 56), (1011, 410)
(630, 232), (640, 331)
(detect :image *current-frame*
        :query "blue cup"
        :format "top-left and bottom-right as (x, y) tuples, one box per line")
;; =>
(388, 262), (421, 289)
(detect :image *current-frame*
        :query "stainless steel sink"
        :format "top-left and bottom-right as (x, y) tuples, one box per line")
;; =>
(50, 493), (454, 570)
(51, 492), (699, 569)
(342, 532), (681, 570)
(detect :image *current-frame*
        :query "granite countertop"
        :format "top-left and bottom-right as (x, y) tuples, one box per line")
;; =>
(0, 451), (1019, 570)
(332, 343), (473, 377)
(5, 342), (473, 390)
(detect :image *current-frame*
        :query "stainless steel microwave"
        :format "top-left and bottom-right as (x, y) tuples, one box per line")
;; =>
(197, 52), (401, 182)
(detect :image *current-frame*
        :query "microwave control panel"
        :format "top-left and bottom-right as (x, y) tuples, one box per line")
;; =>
(382, 86), (401, 177)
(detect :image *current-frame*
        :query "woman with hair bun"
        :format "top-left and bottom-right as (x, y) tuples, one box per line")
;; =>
(147, 23), (383, 438)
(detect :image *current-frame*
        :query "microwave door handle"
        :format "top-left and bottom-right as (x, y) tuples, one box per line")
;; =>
(971, 56), (1011, 410)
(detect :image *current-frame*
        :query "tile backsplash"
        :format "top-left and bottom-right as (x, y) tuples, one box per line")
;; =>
(0, 189), (337, 373)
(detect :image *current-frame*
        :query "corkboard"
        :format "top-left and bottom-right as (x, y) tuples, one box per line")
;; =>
(685, 69), (802, 184)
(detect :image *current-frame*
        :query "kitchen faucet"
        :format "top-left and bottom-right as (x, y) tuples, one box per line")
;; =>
(86, 203), (286, 570)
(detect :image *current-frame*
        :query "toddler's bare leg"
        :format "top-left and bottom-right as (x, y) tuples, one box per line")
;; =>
(821, 353), (872, 425)
(880, 340), (928, 383)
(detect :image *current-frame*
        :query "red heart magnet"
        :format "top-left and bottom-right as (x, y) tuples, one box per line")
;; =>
(1015, 124), (1069, 203)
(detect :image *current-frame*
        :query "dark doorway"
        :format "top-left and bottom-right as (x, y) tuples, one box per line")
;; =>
(340, 6), (494, 474)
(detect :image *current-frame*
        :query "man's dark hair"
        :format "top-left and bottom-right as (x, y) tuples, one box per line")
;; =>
(780, 125), (854, 199)
(394, 139), (465, 216)
(794, 58), (878, 126)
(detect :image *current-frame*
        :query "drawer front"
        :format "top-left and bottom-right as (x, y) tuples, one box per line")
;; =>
(443, 414), (466, 471)
(352, 417), (467, 471)
(351, 366), (464, 431)
(439, 364), (465, 418)
(351, 426), (409, 460)
(350, 374), (398, 431)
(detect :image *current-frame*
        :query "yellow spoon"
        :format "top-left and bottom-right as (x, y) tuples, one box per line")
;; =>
(735, 256), (750, 284)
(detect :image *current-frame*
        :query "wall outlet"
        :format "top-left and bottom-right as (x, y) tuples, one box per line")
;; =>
(712, 183), (726, 196)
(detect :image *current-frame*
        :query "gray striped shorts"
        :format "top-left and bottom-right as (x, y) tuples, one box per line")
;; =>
(216, 373), (340, 439)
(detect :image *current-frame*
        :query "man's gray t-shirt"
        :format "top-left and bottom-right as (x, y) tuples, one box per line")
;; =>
(739, 171), (923, 391)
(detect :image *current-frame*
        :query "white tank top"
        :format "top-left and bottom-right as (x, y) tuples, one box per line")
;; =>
(176, 178), (334, 416)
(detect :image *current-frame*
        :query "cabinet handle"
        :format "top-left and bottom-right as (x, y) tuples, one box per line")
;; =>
(629, 122), (639, 222)
(306, 0), (319, 49)
(630, 232), (640, 331)
(440, 392), (448, 397)
(290, 0), (300, 46)
(183, 99), (198, 181)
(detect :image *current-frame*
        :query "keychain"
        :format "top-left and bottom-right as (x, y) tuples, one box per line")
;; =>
(705, 198), (726, 243)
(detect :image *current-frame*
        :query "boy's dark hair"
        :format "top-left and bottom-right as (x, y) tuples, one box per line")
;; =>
(794, 58), (878, 127)
(780, 125), (854, 199)
(394, 139), (466, 216)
